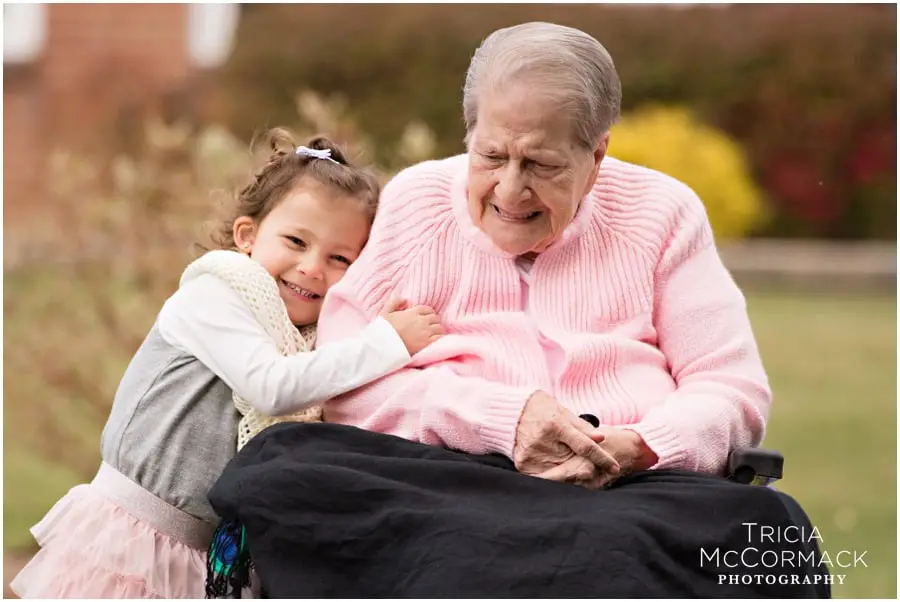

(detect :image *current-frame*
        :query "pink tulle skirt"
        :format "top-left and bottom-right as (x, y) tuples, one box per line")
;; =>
(10, 464), (211, 599)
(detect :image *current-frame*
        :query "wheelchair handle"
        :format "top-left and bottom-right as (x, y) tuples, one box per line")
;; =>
(728, 447), (784, 485)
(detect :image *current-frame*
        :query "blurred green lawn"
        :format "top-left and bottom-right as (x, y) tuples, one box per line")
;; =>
(744, 291), (897, 598)
(3, 287), (896, 598)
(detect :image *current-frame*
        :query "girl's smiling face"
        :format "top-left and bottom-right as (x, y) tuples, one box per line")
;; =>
(233, 179), (371, 326)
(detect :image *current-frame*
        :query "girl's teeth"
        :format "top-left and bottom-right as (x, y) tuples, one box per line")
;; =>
(286, 282), (318, 299)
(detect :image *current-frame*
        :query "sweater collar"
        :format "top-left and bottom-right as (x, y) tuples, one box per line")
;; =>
(450, 154), (595, 259)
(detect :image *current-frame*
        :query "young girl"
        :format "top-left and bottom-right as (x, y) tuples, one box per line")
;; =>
(10, 130), (444, 599)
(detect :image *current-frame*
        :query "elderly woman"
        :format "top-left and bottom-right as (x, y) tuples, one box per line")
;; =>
(208, 22), (829, 599)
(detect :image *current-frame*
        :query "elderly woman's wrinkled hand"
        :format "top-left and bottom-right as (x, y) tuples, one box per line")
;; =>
(513, 391), (619, 489)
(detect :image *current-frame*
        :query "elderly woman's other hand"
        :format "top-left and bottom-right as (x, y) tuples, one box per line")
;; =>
(513, 391), (619, 489)
(587, 426), (659, 480)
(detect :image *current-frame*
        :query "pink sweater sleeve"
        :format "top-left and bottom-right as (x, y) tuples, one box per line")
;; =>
(625, 184), (771, 474)
(316, 164), (536, 457)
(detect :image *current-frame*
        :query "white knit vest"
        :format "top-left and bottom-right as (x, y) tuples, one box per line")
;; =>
(180, 250), (323, 451)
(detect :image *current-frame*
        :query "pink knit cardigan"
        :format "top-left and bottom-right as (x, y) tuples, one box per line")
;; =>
(317, 154), (771, 475)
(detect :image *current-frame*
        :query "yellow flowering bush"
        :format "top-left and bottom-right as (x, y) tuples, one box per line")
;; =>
(609, 105), (768, 240)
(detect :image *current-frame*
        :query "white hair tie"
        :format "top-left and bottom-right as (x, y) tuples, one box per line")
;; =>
(295, 145), (340, 165)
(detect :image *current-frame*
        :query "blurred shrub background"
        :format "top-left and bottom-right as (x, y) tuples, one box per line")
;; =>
(609, 105), (767, 239)
(219, 3), (896, 241)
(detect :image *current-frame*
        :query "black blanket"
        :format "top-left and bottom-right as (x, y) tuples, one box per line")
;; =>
(208, 423), (830, 598)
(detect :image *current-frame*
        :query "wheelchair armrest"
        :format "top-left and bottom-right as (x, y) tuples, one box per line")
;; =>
(727, 447), (784, 485)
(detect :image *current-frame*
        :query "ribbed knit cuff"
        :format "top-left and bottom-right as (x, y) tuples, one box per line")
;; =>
(624, 419), (695, 472)
(477, 386), (537, 459)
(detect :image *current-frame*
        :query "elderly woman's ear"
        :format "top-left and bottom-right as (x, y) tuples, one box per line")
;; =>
(583, 132), (612, 196)
(594, 132), (611, 163)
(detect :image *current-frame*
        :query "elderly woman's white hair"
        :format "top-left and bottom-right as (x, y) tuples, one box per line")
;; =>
(463, 21), (623, 149)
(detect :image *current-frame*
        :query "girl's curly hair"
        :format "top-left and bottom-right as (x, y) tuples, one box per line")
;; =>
(206, 127), (380, 251)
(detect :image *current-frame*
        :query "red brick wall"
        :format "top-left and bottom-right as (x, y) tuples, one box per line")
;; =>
(3, 67), (43, 226)
(43, 4), (190, 145)
(4, 4), (191, 242)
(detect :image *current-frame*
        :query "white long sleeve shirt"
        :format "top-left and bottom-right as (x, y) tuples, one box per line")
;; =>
(158, 273), (412, 415)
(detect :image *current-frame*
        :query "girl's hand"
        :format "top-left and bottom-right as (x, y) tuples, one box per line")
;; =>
(381, 299), (445, 355)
